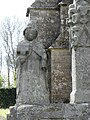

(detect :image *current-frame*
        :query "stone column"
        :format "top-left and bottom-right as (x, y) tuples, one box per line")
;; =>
(50, 1), (71, 103)
(68, 0), (90, 103)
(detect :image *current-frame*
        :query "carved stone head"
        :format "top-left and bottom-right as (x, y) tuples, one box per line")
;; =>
(23, 21), (38, 41)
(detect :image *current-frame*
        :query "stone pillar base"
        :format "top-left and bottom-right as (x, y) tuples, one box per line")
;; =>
(8, 104), (90, 120)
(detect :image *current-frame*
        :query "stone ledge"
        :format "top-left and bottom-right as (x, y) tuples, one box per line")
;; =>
(16, 103), (90, 120)
(29, 6), (59, 11)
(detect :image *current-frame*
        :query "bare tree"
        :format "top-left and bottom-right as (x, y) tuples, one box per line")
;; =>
(0, 16), (24, 88)
(0, 51), (3, 88)
(0, 51), (2, 73)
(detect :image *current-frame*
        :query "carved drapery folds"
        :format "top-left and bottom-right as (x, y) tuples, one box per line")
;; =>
(16, 20), (50, 106)
(68, 0), (90, 49)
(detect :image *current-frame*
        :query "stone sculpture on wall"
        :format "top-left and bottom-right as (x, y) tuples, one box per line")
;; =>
(68, 0), (90, 103)
(16, 20), (49, 106)
(68, 0), (90, 49)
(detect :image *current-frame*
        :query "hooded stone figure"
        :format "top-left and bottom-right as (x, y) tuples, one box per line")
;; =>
(16, 21), (49, 106)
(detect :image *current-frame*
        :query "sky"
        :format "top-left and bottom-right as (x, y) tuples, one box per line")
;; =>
(0, 0), (35, 84)
(0, 0), (35, 18)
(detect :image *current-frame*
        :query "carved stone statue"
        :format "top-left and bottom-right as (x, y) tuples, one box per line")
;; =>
(16, 21), (49, 106)
(68, 0), (90, 49)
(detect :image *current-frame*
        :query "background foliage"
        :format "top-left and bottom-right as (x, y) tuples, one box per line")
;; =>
(0, 88), (16, 108)
(0, 74), (4, 88)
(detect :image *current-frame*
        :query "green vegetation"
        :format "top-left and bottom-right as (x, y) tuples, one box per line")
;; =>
(0, 74), (4, 88)
(0, 88), (16, 108)
(0, 109), (10, 118)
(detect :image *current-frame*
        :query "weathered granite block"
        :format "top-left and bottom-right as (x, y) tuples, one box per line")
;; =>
(50, 48), (71, 103)
(30, 8), (60, 49)
(27, 0), (61, 49)
(16, 104), (90, 120)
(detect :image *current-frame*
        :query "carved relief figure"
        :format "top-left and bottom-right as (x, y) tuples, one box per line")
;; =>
(16, 21), (49, 106)
(68, 0), (90, 49)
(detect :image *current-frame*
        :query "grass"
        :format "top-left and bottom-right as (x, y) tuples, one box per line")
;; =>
(0, 109), (10, 119)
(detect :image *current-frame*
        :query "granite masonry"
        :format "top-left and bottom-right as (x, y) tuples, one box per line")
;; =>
(7, 0), (90, 120)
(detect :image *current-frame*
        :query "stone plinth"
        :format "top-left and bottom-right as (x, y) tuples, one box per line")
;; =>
(50, 48), (71, 103)
(16, 104), (90, 120)
(7, 103), (90, 120)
